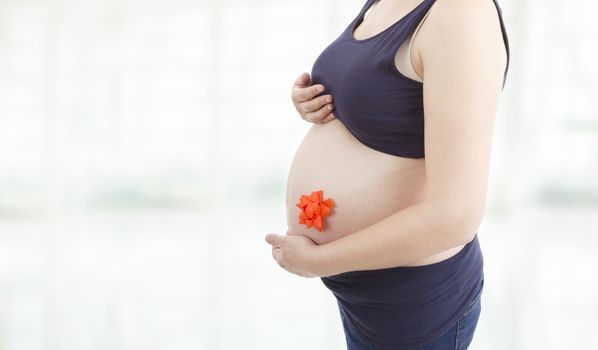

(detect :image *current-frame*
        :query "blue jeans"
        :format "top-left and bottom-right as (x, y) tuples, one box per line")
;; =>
(339, 286), (483, 350)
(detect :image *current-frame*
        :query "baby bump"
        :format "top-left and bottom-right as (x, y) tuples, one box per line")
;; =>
(285, 119), (428, 246)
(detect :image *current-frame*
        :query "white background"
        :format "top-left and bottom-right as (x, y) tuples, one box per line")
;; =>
(1, 0), (597, 349)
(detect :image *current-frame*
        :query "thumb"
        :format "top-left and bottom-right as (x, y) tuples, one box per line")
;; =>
(265, 233), (284, 247)
(294, 72), (311, 88)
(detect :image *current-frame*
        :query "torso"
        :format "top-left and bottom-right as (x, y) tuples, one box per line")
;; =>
(285, 118), (465, 266)
(285, 0), (465, 267)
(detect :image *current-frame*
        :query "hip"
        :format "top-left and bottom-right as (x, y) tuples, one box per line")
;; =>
(323, 235), (484, 348)
(340, 279), (484, 350)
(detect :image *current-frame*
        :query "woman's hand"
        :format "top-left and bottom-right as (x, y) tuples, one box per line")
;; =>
(264, 230), (323, 278)
(291, 72), (336, 124)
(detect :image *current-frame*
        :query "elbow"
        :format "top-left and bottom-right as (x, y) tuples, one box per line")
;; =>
(454, 216), (482, 246)
(451, 203), (485, 246)
(426, 199), (485, 247)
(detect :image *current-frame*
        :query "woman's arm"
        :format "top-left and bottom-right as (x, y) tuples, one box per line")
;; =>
(313, 0), (508, 277)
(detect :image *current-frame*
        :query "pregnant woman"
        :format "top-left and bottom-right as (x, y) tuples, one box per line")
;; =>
(265, 0), (510, 348)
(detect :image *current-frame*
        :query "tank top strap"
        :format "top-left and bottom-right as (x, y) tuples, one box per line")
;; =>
(355, 0), (378, 23)
(347, 0), (437, 46)
(380, 0), (510, 90)
(492, 0), (511, 90)
(382, 0), (438, 43)
(344, 0), (378, 33)
(368, 0), (437, 72)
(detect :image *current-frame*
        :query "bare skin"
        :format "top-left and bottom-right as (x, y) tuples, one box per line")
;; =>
(269, 0), (507, 277)
(284, 0), (475, 267)
(291, 72), (336, 124)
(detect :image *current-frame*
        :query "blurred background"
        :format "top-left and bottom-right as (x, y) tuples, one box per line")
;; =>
(0, 0), (597, 349)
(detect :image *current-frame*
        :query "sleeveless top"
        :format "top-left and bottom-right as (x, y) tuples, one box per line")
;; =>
(309, 0), (511, 159)
(311, 0), (510, 347)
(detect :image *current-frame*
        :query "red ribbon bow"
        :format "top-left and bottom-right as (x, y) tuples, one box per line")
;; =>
(296, 190), (335, 232)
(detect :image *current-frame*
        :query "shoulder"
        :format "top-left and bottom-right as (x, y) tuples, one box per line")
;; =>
(427, 0), (503, 26)
(416, 0), (507, 77)
(421, 0), (506, 44)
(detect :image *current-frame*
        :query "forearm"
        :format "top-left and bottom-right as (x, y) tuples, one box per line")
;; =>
(315, 199), (481, 277)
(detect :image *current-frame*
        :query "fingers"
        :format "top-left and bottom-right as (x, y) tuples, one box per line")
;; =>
(301, 93), (333, 115)
(294, 82), (325, 102)
(292, 72), (320, 103)
(271, 246), (285, 269)
(319, 112), (336, 124)
(291, 72), (336, 124)
(272, 247), (282, 260)
(300, 93), (334, 123)
(304, 103), (336, 124)
(293, 72), (311, 88)
(296, 92), (334, 125)
(269, 245), (310, 278)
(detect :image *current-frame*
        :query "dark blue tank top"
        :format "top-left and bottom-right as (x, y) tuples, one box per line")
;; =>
(310, 0), (510, 159)
(311, 0), (510, 347)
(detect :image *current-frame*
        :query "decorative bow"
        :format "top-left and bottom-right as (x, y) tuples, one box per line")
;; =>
(296, 190), (335, 232)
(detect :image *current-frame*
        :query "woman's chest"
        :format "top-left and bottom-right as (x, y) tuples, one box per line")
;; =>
(310, 39), (426, 159)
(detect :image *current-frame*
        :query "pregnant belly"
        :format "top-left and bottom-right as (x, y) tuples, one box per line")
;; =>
(285, 118), (464, 266)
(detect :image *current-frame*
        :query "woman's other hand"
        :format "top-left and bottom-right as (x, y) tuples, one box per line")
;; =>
(265, 230), (323, 278)
(291, 72), (336, 124)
